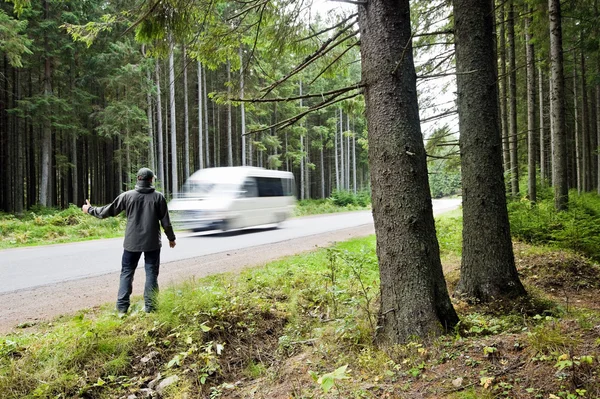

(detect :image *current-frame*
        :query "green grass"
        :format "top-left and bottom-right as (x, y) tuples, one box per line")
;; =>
(0, 205), (126, 250)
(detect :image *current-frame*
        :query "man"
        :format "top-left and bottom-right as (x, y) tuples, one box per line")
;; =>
(82, 167), (176, 314)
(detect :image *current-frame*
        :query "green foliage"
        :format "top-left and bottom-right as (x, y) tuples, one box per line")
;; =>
(508, 191), (600, 261)
(0, 8), (33, 67)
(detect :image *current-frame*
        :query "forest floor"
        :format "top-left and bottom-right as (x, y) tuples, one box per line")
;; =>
(210, 241), (600, 399)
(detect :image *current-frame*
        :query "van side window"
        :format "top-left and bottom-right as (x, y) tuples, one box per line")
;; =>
(256, 177), (285, 197)
(241, 177), (258, 198)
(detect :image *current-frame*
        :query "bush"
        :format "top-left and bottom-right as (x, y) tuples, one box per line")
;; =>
(329, 190), (371, 207)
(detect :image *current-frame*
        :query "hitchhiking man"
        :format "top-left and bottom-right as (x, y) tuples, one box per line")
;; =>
(82, 167), (176, 314)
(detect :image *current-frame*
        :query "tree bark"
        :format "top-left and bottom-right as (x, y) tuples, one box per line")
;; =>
(227, 60), (233, 166)
(168, 35), (178, 194)
(507, 1), (519, 197)
(525, 14), (536, 203)
(40, 0), (53, 207)
(539, 66), (547, 185)
(453, 0), (527, 302)
(498, 1), (510, 174)
(359, 0), (459, 346)
(198, 61), (204, 169)
(239, 48), (246, 166)
(573, 51), (582, 194)
(183, 46), (190, 180)
(155, 61), (165, 188)
(549, 0), (569, 210)
(580, 45), (590, 192)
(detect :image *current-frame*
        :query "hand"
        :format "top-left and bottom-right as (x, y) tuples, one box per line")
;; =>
(82, 199), (91, 214)
(169, 240), (176, 248)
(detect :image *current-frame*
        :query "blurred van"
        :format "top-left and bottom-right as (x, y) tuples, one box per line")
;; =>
(168, 166), (296, 231)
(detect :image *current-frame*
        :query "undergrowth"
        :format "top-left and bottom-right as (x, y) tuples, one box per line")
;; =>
(509, 190), (600, 261)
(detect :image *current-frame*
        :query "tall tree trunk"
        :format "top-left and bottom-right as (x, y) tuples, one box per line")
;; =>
(352, 122), (357, 194)
(197, 61), (204, 170)
(155, 62), (165, 188)
(525, 14), (536, 204)
(146, 65), (156, 173)
(300, 79), (305, 199)
(359, 0), (459, 346)
(204, 65), (210, 168)
(549, 0), (569, 210)
(239, 48), (246, 166)
(168, 35), (178, 194)
(14, 68), (23, 214)
(320, 132), (325, 199)
(580, 45), (590, 192)
(573, 52), (582, 194)
(183, 46), (190, 180)
(40, 0), (52, 207)
(597, 84), (600, 194)
(454, 0), (526, 302)
(227, 60), (233, 166)
(498, 1), (510, 174)
(334, 109), (340, 190)
(339, 108), (345, 190)
(539, 66), (547, 185)
(507, 1), (519, 197)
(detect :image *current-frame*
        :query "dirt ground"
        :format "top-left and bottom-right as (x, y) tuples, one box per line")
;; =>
(0, 224), (375, 334)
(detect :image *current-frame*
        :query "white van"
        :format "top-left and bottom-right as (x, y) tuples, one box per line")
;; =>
(168, 167), (296, 231)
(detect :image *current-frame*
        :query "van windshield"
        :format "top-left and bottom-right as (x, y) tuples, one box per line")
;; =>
(179, 181), (240, 199)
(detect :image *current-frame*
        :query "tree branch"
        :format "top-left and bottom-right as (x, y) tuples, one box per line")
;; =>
(245, 90), (364, 135)
(230, 83), (364, 103)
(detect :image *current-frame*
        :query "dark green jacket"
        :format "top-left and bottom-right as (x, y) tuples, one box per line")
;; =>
(88, 182), (176, 251)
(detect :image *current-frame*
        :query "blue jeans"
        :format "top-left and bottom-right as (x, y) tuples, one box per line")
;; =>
(117, 249), (161, 313)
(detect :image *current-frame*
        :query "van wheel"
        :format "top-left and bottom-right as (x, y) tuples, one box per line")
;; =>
(220, 219), (233, 231)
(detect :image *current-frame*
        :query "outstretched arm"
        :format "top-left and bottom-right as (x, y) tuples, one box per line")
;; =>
(82, 195), (125, 219)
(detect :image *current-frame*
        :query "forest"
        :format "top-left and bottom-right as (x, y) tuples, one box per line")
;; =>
(1, 0), (600, 397)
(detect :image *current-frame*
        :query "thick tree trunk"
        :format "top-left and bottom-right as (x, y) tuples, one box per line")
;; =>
(525, 15), (536, 203)
(549, 0), (569, 210)
(359, 0), (458, 346)
(507, 1), (519, 197)
(453, 0), (527, 302)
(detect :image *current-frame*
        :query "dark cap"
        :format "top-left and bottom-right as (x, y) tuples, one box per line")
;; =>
(137, 167), (154, 181)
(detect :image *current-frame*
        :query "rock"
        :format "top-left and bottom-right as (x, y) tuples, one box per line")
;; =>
(141, 351), (159, 363)
(147, 373), (161, 390)
(157, 375), (180, 394)
(452, 377), (463, 388)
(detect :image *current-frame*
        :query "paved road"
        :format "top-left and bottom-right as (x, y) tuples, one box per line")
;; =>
(0, 198), (461, 294)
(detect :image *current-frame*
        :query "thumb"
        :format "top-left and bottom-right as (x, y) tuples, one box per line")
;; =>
(86, 199), (91, 206)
